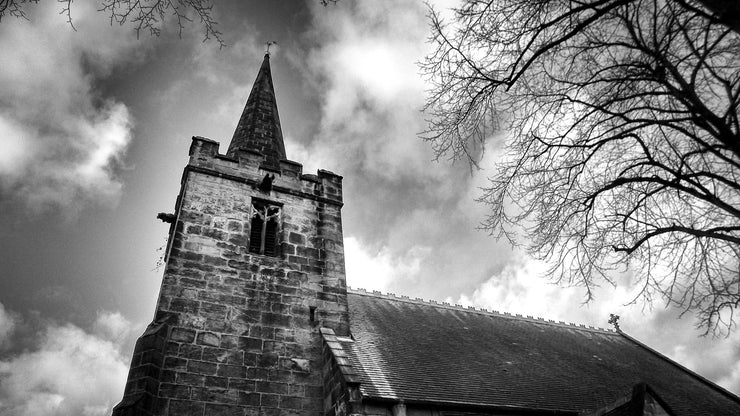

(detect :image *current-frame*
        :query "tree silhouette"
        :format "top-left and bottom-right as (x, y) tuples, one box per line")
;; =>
(0, 0), (340, 45)
(422, 0), (739, 334)
(0, 0), (224, 46)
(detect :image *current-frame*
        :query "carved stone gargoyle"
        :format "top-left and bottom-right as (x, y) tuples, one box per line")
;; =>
(157, 212), (176, 223)
(258, 174), (276, 193)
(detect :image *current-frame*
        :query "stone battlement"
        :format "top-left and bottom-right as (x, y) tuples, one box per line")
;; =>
(189, 136), (343, 206)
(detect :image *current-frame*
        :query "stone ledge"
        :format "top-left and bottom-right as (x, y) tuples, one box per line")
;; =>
(320, 327), (361, 385)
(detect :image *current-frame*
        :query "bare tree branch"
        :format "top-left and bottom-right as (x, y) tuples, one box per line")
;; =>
(0, 0), (225, 47)
(423, 0), (740, 335)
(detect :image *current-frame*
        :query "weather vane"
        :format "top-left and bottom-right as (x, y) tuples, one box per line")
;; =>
(265, 41), (277, 55)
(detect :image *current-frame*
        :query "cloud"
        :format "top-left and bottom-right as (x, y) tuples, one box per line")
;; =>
(0, 304), (131, 416)
(450, 255), (740, 395)
(345, 236), (431, 291)
(305, 0), (437, 180)
(301, 0), (518, 303)
(92, 311), (132, 345)
(0, 304), (18, 351)
(0, 3), (139, 214)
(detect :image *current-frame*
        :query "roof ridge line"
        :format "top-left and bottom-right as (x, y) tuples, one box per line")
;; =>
(347, 286), (615, 334)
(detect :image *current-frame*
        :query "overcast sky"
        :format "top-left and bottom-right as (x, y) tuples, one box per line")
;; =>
(0, 1), (738, 415)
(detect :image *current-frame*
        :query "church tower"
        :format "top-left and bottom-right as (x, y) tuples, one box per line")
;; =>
(113, 54), (350, 416)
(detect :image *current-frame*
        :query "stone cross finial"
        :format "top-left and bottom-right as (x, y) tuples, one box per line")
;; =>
(608, 313), (621, 331)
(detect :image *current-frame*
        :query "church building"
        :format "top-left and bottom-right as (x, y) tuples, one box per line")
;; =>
(113, 54), (740, 416)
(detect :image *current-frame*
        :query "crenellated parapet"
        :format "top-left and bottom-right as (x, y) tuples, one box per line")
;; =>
(188, 136), (343, 207)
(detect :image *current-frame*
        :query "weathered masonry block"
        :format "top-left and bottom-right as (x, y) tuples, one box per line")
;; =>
(114, 136), (348, 416)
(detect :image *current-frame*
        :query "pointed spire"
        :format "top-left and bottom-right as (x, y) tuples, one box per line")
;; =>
(227, 53), (286, 168)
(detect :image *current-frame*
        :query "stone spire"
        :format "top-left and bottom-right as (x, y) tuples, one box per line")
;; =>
(227, 53), (286, 168)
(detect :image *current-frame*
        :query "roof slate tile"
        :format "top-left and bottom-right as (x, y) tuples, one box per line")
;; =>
(344, 290), (740, 415)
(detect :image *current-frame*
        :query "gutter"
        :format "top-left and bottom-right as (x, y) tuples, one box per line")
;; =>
(362, 396), (579, 416)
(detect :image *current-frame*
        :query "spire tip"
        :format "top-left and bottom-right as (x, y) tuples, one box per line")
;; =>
(265, 41), (278, 56)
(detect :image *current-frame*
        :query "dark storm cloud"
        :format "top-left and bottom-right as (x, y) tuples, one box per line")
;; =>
(0, 3), (140, 215)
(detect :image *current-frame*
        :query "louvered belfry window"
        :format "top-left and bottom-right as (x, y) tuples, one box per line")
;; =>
(248, 200), (281, 256)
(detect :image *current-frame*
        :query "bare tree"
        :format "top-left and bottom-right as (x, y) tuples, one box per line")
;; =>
(0, 0), (224, 46)
(422, 0), (740, 334)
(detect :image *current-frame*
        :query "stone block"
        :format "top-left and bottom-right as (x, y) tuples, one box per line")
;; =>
(256, 381), (287, 395)
(227, 221), (243, 232)
(288, 232), (306, 245)
(180, 277), (207, 288)
(196, 332), (220, 347)
(182, 261), (215, 272)
(164, 357), (188, 372)
(226, 350), (244, 365)
(243, 352), (258, 366)
(263, 340), (285, 354)
(171, 328), (196, 343)
(217, 364), (247, 378)
(247, 367), (269, 380)
(268, 369), (293, 383)
(302, 396), (323, 411)
(180, 251), (203, 262)
(187, 360), (218, 375)
(288, 256), (308, 265)
(168, 399), (205, 416)
(203, 228), (227, 240)
(239, 336), (262, 351)
(203, 403), (243, 416)
(257, 353), (279, 368)
(205, 375), (229, 388)
(141, 349), (164, 365)
(177, 372), (205, 386)
(170, 298), (199, 313)
(203, 256), (228, 267)
(262, 312), (291, 327)
(261, 394), (280, 407)
(179, 345), (203, 361)
(220, 335), (239, 349)
(281, 243), (295, 255)
(230, 378), (255, 392)
(202, 347), (228, 363)
(280, 396), (303, 410)
(238, 392), (261, 406)
(159, 383), (190, 399)
(160, 370), (176, 383)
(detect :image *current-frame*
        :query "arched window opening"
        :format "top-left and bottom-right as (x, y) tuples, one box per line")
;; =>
(248, 200), (281, 256)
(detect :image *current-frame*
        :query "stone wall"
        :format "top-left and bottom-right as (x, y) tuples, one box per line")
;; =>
(115, 136), (348, 416)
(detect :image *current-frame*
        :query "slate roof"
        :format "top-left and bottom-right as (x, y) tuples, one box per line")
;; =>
(342, 289), (740, 415)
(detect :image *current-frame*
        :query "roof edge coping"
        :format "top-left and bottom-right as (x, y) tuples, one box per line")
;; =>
(361, 395), (578, 416)
(320, 327), (362, 385)
(347, 286), (615, 334)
